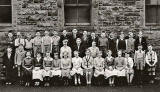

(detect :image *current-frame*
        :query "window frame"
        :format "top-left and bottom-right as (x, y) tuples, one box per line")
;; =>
(0, 0), (12, 26)
(64, 0), (91, 26)
(145, 0), (160, 26)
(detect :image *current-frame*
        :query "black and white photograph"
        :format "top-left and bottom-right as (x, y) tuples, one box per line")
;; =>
(0, 0), (160, 92)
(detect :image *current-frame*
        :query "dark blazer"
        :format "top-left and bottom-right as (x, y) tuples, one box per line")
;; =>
(3, 52), (15, 80)
(33, 58), (43, 69)
(73, 43), (85, 58)
(135, 37), (147, 51)
(69, 33), (81, 50)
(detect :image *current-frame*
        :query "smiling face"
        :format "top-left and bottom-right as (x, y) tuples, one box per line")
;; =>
(101, 32), (106, 38)
(7, 47), (12, 53)
(76, 38), (81, 45)
(74, 51), (79, 57)
(148, 45), (153, 51)
(92, 41), (96, 47)
(26, 52), (31, 57)
(83, 31), (87, 36)
(107, 50), (112, 56)
(85, 49), (91, 56)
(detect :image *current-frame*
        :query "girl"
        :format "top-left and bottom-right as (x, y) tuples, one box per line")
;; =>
(145, 45), (158, 84)
(125, 52), (134, 85)
(51, 53), (61, 85)
(3, 46), (15, 85)
(115, 50), (127, 86)
(99, 32), (108, 58)
(93, 51), (105, 86)
(70, 51), (83, 85)
(134, 44), (145, 85)
(14, 45), (26, 80)
(88, 41), (99, 58)
(32, 31), (42, 57)
(104, 50), (117, 86)
(22, 51), (33, 86)
(32, 53), (43, 86)
(43, 52), (53, 87)
(42, 31), (52, 54)
(61, 51), (72, 86)
(82, 49), (94, 85)
(60, 39), (72, 58)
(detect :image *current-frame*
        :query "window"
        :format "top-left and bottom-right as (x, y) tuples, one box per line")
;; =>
(0, 0), (12, 23)
(145, 0), (160, 25)
(64, 0), (91, 26)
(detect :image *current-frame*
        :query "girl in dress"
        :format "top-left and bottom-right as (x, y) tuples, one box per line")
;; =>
(104, 50), (117, 86)
(93, 51), (105, 85)
(51, 53), (61, 85)
(43, 52), (53, 87)
(22, 51), (34, 86)
(32, 53), (43, 86)
(32, 31), (42, 57)
(145, 45), (158, 84)
(42, 31), (52, 55)
(70, 51), (83, 85)
(61, 51), (72, 86)
(134, 44), (145, 85)
(14, 44), (26, 80)
(88, 41), (99, 58)
(115, 50), (127, 85)
(82, 49), (94, 85)
(125, 52), (134, 85)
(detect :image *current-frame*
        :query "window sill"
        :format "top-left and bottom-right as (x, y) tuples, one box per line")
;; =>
(65, 23), (90, 26)
(0, 23), (12, 27)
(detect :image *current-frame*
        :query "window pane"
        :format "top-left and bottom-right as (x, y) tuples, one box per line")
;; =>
(0, 0), (11, 5)
(157, 6), (160, 23)
(78, 0), (90, 4)
(78, 6), (90, 23)
(65, 6), (78, 23)
(145, 6), (157, 23)
(65, 0), (77, 4)
(0, 6), (11, 23)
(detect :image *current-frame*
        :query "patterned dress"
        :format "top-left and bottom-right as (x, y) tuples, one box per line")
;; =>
(70, 57), (83, 76)
(115, 57), (126, 77)
(94, 57), (105, 77)
(61, 58), (71, 78)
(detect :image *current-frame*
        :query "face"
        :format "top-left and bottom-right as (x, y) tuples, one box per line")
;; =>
(86, 50), (90, 56)
(72, 29), (77, 34)
(138, 31), (143, 38)
(83, 31), (87, 36)
(76, 39), (81, 44)
(107, 50), (112, 56)
(46, 53), (50, 57)
(36, 32), (41, 36)
(91, 32), (95, 37)
(92, 42), (96, 47)
(7, 47), (12, 53)
(74, 52), (79, 57)
(98, 51), (102, 57)
(129, 32), (133, 38)
(37, 54), (41, 58)
(54, 54), (59, 59)
(63, 30), (67, 35)
(138, 46), (142, 50)
(101, 33), (106, 38)
(8, 33), (13, 38)
(118, 51), (122, 57)
(148, 46), (152, 51)
(26, 52), (31, 57)
(45, 31), (49, 36)
(63, 41), (68, 45)
(125, 53), (129, 58)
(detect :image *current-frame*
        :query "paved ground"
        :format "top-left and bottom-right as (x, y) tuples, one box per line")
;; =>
(0, 85), (160, 92)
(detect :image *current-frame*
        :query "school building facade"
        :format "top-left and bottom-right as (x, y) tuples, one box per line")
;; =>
(0, 0), (160, 79)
